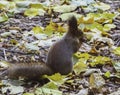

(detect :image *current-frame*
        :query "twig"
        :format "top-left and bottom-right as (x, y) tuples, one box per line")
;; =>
(3, 49), (7, 61)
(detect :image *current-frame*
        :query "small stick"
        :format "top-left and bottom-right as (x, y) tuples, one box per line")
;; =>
(3, 49), (8, 61)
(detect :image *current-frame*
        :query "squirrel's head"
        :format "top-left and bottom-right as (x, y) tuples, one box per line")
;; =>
(68, 16), (84, 41)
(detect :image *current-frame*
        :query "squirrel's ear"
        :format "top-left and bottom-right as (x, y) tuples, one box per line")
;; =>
(68, 16), (78, 32)
(68, 16), (77, 29)
(68, 16), (80, 36)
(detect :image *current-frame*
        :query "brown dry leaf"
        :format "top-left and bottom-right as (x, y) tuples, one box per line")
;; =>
(89, 73), (105, 90)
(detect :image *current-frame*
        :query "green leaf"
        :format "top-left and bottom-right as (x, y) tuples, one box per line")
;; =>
(0, 13), (8, 22)
(104, 71), (111, 78)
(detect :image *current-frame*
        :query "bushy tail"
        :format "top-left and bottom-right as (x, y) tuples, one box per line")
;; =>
(1, 63), (53, 80)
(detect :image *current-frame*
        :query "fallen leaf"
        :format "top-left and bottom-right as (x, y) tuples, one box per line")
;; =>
(103, 24), (116, 31)
(0, 12), (8, 22)
(74, 62), (88, 75)
(93, 2), (110, 11)
(35, 87), (62, 95)
(25, 42), (39, 50)
(104, 71), (111, 78)
(2, 85), (24, 94)
(113, 61), (120, 72)
(113, 47), (120, 56)
(59, 12), (82, 21)
(53, 5), (77, 13)
(32, 26), (44, 34)
(89, 73), (105, 89)
(23, 93), (34, 95)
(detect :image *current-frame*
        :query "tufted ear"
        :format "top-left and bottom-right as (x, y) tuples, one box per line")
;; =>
(68, 16), (78, 31)
(68, 16), (83, 37)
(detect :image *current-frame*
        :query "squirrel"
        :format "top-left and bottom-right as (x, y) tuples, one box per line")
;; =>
(0, 16), (83, 80)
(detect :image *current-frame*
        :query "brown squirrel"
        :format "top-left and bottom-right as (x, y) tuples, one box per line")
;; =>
(0, 16), (83, 80)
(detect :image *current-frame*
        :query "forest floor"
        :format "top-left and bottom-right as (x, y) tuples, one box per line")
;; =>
(0, 0), (120, 95)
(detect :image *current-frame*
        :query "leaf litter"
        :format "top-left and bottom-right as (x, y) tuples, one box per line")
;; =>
(0, 0), (120, 95)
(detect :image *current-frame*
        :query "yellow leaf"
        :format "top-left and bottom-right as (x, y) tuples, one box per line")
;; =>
(89, 47), (98, 54)
(24, 8), (39, 17)
(32, 26), (43, 34)
(44, 21), (58, 36)
(43, 82), (58, 90)
(30, 3), (44, 9)
(74, 62), (87, 75)
(44, 73), (67, 85)
(57, 25), (66, 32)
(23, 93), (34, 95)
(83, 16), (94, 24)
(113, 47), (120, 56)
(78, 16), (84, 24)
